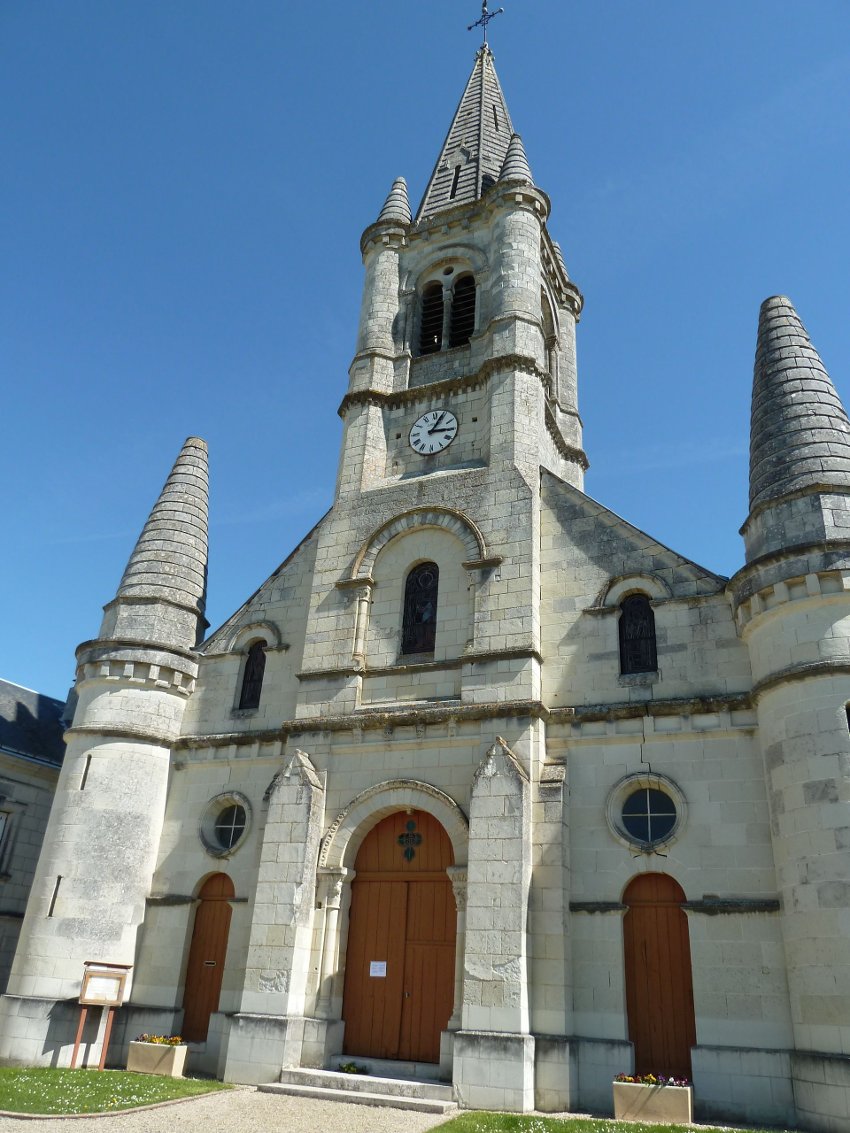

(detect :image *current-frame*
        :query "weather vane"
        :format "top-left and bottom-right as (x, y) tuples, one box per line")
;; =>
(468, 1), (504, 46)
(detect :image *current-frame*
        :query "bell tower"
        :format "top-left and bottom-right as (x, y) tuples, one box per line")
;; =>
(336, 44), (586, 504)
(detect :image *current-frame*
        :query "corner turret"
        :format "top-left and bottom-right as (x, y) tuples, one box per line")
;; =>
(0, 438), (211, 1064)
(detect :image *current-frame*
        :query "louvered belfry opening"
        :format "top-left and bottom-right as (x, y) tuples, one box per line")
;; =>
(402, 562), (439, 654)
(418, 283), (444, 355)
(618, 595), (658, 674)
(449, 275), (476, 347)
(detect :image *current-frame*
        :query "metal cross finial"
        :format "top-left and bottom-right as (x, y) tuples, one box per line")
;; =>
(468, 1), (504, 46)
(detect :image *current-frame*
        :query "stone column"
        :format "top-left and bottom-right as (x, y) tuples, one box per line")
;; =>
(316, 867), (353, 1018)
(446, 865), (467, 1031)
(454, 738), (534, 1112)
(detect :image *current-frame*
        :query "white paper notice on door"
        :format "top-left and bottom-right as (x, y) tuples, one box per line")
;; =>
(369, 961), (387, 978)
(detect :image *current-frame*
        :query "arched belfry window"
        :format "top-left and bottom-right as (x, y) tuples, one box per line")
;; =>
(402, 562), (439, 655)
(449, 275), (476, 347)
(419, 283), (444, 356)
(618, 595), (657, 674)
(238, 640), (267, 709)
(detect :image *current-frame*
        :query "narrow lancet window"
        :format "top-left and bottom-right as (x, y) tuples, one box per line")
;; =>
(449, 275), (476, 347)
(239, 641), (266, 709)
(619, 595), (657, 674)
(450, 165), (462, 199)
(419, 283), (444, 355)
(402, 562), (439, 655)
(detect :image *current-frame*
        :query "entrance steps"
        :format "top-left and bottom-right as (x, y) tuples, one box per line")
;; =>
(259, 1067), (457, 1114)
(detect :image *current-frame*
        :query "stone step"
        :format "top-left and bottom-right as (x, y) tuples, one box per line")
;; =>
(277, 1067), (454, 1102)
(258, 1081), (456, 1114)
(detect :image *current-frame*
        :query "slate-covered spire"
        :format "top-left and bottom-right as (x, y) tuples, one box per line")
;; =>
(499, 133), (532, 184)
(416, 45), (515, 221)
(377, 176), (412, 224)
(116, 436), (209, 617)
(749, 297), (850, 512)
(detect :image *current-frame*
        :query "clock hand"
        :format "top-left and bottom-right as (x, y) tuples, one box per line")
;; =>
(427, 412), (446, 435)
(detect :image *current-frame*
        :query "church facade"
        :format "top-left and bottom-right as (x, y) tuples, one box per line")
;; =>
(2, 47), (850, 1132)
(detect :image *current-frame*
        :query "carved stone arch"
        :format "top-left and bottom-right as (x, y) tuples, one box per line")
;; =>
(319, 779), (469, 871)
(349, 507), (488, 581)
(410, 243), (489, 291)
(599, 574), (672, 607)
(225, 619), (283, 653)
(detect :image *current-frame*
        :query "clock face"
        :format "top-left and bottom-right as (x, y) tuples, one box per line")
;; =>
(409, 409), (459, 455)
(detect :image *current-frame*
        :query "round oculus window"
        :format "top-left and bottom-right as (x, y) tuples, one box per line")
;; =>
(214, 804), (246, 851)
(200, 793), (251, 857)
(606, 774), (686, 853)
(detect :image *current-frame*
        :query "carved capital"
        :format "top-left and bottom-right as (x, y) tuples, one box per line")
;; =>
(447, 865), (468, 912)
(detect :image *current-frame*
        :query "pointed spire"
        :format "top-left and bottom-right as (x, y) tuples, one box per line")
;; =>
(117, 436), (209, 616)
(749, 297), (850, 511)
(376, 176), (411, 224)
(499, 133), (533, 184)
(416, 46), (516, 221)
(551, 241), (570, 281)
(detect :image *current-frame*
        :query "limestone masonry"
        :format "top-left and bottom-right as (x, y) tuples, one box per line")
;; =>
(2, 46), (849, 1132)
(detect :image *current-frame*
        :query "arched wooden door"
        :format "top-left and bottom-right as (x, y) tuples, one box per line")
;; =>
(623, 873), (696, 1079)
(181, 873), (234, 1041)
(342, 810), (456, 1063)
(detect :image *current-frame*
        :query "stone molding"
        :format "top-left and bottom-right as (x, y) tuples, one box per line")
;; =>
(65, 722), (181, 746)
(543, 402), (589, 470)
(221, 620), (286, 654)
(76, 637), (200, 670)
(298, 646), (541, 682)
(682, 898), (781, 915)
(175, 698), (549, 749)
(319, 778), (469, 870)
(740, 483), (850, 534)
(732, 566), (850, 632)
(349, 506), (487, 579)
(548, 692), (752, 725)
(752, 659), (850, 699)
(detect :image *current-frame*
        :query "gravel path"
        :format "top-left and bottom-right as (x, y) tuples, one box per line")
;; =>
(0, 1088), (453, 1133)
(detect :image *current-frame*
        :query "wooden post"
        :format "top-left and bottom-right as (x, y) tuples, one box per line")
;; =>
(70, 1005), (88, 1069)
(98, 1006), (115, 1071)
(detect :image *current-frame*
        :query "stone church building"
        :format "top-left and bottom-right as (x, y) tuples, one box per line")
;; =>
(2, 46), (849, 1132)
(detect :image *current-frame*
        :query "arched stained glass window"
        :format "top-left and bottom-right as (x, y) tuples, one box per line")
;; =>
(449, 275), (476, 347)
(419, 283), (444, 355)
(618, 594), (657, 674)
(238, 641), (266, 709)
(402, 562), (439, 655)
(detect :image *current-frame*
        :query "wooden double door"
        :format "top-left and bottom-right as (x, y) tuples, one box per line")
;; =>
(342, 811), (456, 1064)
(623, 873), (696, 1079)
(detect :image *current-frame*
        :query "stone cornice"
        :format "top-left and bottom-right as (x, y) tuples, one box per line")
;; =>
(728, 539), (850, 598)
(76, 637), (200, 666)
(65, 723), (181, 747)
(740, 482), (850, 534)
(548, 692), (752, 724)
(297, 646), (542, 682)
(544, 402), (589, 470)
(682, 897), (780, 915)
(753, 660), (850, 699)
(174, 698), (549, 750)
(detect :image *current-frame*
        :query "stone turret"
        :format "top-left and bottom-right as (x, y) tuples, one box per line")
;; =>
(0, 438), (209, 1065)
(731, 300), (850, 1114)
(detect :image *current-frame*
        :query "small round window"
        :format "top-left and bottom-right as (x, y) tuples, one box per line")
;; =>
(200, 793), (251, 857)
(621, 788), (676, 845)
(606, 774), (686, 853)
(214, 804), (246, 851)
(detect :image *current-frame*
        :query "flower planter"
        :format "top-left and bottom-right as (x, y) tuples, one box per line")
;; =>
(127, 1040), (187, 1078)
(613, 1080), (693, 1123)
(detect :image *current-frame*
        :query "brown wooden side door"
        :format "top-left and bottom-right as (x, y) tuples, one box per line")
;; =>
(181, 873), (234, 1041)
(623, 872), (696, 1079)
(342, 811), (456, 1063)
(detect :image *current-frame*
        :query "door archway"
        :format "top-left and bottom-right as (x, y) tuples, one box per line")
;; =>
(342, 810), (456, 1063)
(623, 873), (696, 1079)
(181, 873), (234, 1041)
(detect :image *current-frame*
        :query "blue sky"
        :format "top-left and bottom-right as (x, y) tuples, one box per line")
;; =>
(2, 1), (849, 699)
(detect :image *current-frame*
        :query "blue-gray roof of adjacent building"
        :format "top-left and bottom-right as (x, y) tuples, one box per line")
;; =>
(0, 679), (66, 766)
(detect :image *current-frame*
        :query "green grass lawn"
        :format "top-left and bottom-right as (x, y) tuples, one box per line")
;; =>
(0, 1067), (230, 1114)
(435, 1114), (798, 1133)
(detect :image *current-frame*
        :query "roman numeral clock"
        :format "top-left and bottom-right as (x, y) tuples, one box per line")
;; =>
(409, 409), (459, 455)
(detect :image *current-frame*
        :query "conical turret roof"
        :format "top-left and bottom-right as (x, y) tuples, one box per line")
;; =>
(116, 436), (209, 614)
(499, 133), (533, 184)
(749, 296), (850, 511)
(377, 176), (412, 224)
(416, 46), (515, 221)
